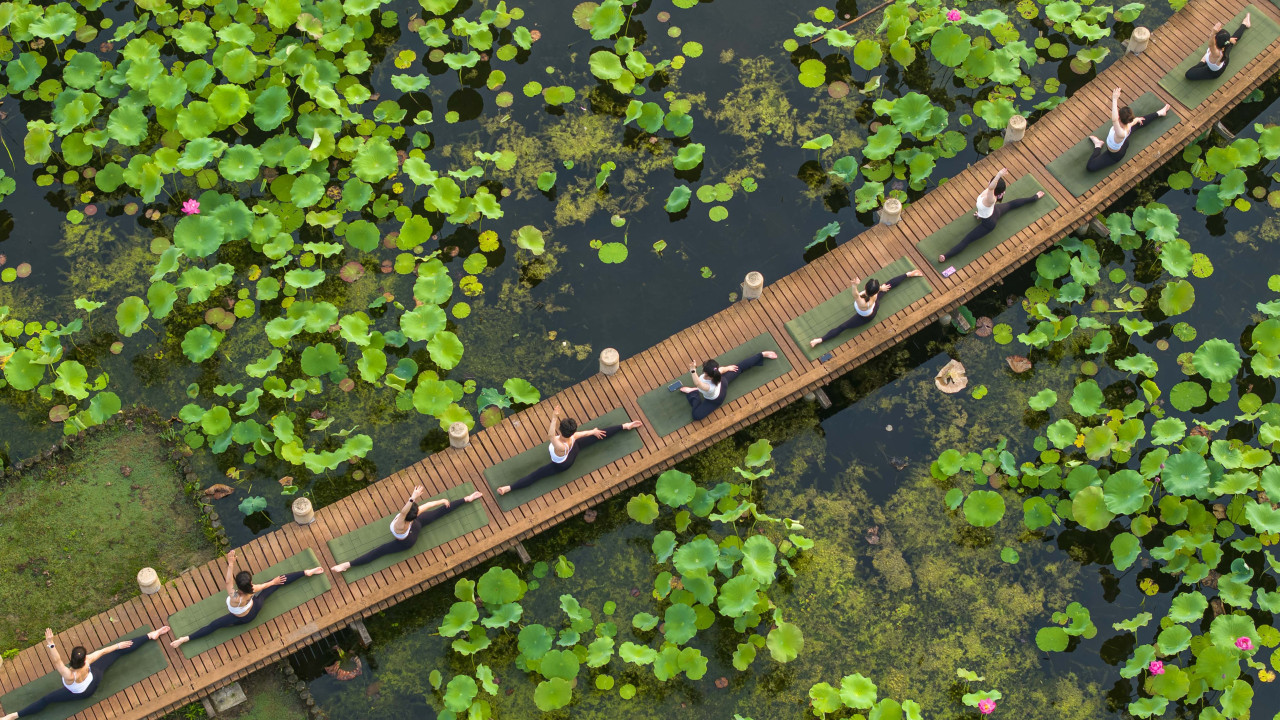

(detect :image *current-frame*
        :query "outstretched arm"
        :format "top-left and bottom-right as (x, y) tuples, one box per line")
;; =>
(1210, 21), (1223, 47)
(1110, 88), (1123, 132)
(85, 640), (131, 665)
(43, 629), (72, 681)
(980, 168), (1008, 204)
(545, 404), (562, 443)
(222, 549), (238, 595)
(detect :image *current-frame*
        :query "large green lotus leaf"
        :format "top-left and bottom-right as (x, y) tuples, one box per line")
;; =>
(442, 674), (477, 713)
(766, 622), (803, 663)
(810, 682), (843, 714)
(115, 295), (150, 337)
(284, 269), (325, 290)
(663, 603), (697, 645)
(673, 143), (706, 171)
(4, 349), (45, 391)
(400, 304), (446, 343)
(1192, 339), (1241, 382)
(7, 53), (44, 93)
(173, 21), (215, 53)
(353, 136), (399, 182)
(1170, 381), (1207, 411)
(398, 215), (434, 250)
(673, 537), (718, 575)
(1036, 626), (1069, 651)
(1157, 624), (1192, 654)
(290, 173), (326, 207)
(589, 50), (624, 80)
(176, 101), (218, 138)
(741, 534), (778, 585)
(174, 215), (226, 258)
(477, 566), (522, 605)
(716, 575), (759, 618)
(839, 673), (878, 709)
(502, 378), (539, 405)
(963, 490), (1005, 527)
(1219, 678), (1253, 719)
(1069, 379), (1104, 415)
(440, 601), (478, 637)
(1071, 486), (1114, 530)
(1162, 452), (1210, 496)
(1245, 500), (1280, 533)
(200, 406), (231, 436)
(1102, 470), (1146, 514)
(655, 470), (696, 507)
(1046, 418), (1077, 448)
(147, 73), (188, 110)
(515, 225), (545, 254)
(218, 145), (263, 183)
(427, 330), (464, 370)
(52, 90), (103, 133)
(300, 343), (342, 376)
(533, 677), (572, 712)
(863, 124), (902, 161)
(181, 326), (224, 363)
(1023, 497), (1055, 530)
(251, 84), (290, 131)
(589, 0), (625, 39)
(178, 265), (234, 303)
(854, 38), (883, 70)
(208, 85), (250, 125)
(414, 260), (454, 305)
(1111, 532), (1141, 570)
(888, 92), (934, 135)
(517, 624), (552, 661)
(538, 648), (579, 681)
(24, 120), (56, 165)
(30, 11), (77, 39)
(930, 25), (971, 66)
(412, 377), (452, 416)
(220, 47), (259, 84)
(1251, 318), (1280, 356)
(52, 361), (89, 401)
(147, 281), (177, 319)
(1150, 417), (1186, 445)
(63, 51), (103, 90)
(1168, 592), (1208, 623)
(177, 137), (227, 171)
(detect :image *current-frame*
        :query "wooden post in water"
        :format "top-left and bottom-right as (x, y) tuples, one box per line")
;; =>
(449, 421), (470, 449)
(741, 272), (764, 300)
(880, 198), (902, 226)
(1127, 27), (1150, 54)
(137, 567), (161, 595)
(1004, 115), (1026, 143)
(599, 348), (620, 375)
(292, 497), (315, 525)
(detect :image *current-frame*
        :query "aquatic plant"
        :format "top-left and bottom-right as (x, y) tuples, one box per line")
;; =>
(425, 441), (812, 716)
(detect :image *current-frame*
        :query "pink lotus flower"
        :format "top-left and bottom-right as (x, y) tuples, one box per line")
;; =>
(182, 199), (200, 215)
(978, 699), (996, 715)
(1236, 637), (1253, 650)
(1149, 661), (1164, 675)
(947, 9), (962, 21)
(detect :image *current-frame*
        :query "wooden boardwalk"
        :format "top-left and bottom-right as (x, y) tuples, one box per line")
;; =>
(3, 0), (1278, 716)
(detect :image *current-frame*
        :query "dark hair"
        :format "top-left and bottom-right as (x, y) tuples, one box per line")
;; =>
(1118, 106), (1134, 124)
(993, 178), (1007, 200)
(1215, 29), (1231, 49)
(702, 359), (722, 383)
(863, 278), (882, 298)
(235, 571), (254, 595)
(405, 502), (420, 522)
(69, 646), (87, 669)
(557, 417), (578, 438)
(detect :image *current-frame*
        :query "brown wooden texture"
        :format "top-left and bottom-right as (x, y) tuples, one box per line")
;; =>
(1, 1), (1277, 717)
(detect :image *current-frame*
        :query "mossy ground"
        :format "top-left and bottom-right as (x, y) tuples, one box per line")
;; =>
(0, 424), (215, 651)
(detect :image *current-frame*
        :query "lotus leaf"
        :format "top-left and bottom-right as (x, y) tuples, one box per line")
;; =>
(1192, 339), (1241, 382)
(741, 535), (777, 584)
(1170, 381), (1207, 411)
(589, 0), (625, 39)
(863, 124), (901, 161)
(538, 649), (579, 681)
(1150, 417), (1186, 445)
(1245, 500), (1280, 533)
(1027, 389), (1057, 411)
(1069, 379), (1104, 416)
(1103, 470), (1146, 514)
(284, 269), (325, 289)
(115, 296), (149, 337)
(517, 624), (552, 661)
(663, 603), (697, 645)
(854, 39), (883, 70)
(716, 575), (759, 618)
(589, 50), (624, 80)
(477, 567), (522, 605)
(442, 674), (477, 713)
(400, 305), (445, 343)
(1158, 279), (1195, 316)
(1071, 486), (1114, 530)
(176, 101), (218, 138)
(930, 25), (971, 67)
(300, 343), (341, 376)
(673, 538), (718, 575)
(627, 493), (660, 523)
(837, 673), (878, 709)
(427, 331), (464, 370)
(1036, 626), (1069, 652)
(766, 622), (803, 663)
(887, 92), (935, 136)
(1168, 592), (1208, 623)
(963, 490), (1005, 527)
(174, 215), (226, 258)
(1162, 451), (1210, 496)
(1111, 532), (1141, 570)
(673, 143), (706, 171)
(1252, 318), (1280, 356)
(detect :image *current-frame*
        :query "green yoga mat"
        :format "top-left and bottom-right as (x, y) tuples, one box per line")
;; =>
(168, 549), (330, 658)
(1159, 6), (1280, 109)
(636, 333), (793, 437)
(784, 257), (933, 361)
(914, 175), (1059, 272)
(327, 482), (489, 581)
(0, 627), (165, 720)
(487, 407), (643, 512)
(1045, 92), (1180, 197)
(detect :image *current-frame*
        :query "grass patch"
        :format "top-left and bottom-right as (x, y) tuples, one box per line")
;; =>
(0, 424), (215, 651)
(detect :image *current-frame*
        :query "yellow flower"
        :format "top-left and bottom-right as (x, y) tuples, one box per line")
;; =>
(1074, 433), (1086, 448)
(1260, 669), (1276, 683)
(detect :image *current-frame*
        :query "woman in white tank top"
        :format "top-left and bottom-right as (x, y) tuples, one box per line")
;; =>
(495, 404), (643, 495)
(330, 484), (485, 574)
(937, 168), (1046, 264)
(1085, 87), (1170, 172)
(1, 626), (171, 719)
(1185, 14), (1250, 81)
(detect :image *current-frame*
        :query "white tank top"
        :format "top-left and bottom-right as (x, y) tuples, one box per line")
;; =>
(975, 195), (995, 219)
(1106, 125), (1126, 152)
(63, 670), (93, 694)
(1203, 48), (1224, 71)
(390, 517), (411, 540)
(855, 298), (877, 317)
(698, 375), (722, 400)
(549, 439), (570, 463)
(226, 595), (253, 617)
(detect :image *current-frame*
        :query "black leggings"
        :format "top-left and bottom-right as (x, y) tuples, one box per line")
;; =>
(817, 274), (908, 340)
(1086, 113), (1162, 171)
(941, 197), (1040, 262)
(16, 635), (153, 717)
(685, 353), (767, 420)
(346, 503), (464, 567)
(505, 426), (626, 492)
(184, 571), (307, 641)
(1185, 25), (1245, 81)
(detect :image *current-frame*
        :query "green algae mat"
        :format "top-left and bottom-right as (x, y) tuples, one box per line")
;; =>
(637, 333), (792, 437)
(915, 175), (1058, 271)
(168, 549), (330, 658)
(0, 627), (165, 720)
(1159, 6), (1279, 109)
(487, 407), (642, 512)
(1045, 93), (1181, 197)
(784, 257), (933, 361)
(327, 482), (488, 581)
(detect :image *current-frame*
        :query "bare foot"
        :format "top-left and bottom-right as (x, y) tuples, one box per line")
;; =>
(498, 485), (511, 495)
(906, 269), (924, 278)
(331, 562), (352, 573)
(762, 351), (778, 359)
(938, 254), (947, 263)
(679, 386), (697, 394)
(809, 338), (824, 348)
(1244, 12), (1251, 27)
(1156, 104), (1170, 117)
(464, 491), (483, 502)
(4, 712), (19, 720)
(1035, 191), (1045, 198)
(170, 637), (189, 649)
(622, 420), (644, 430)
(147, 626), (171, 641)
(1089, 135), (1103, 148)
(304, 567), (325, 577)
